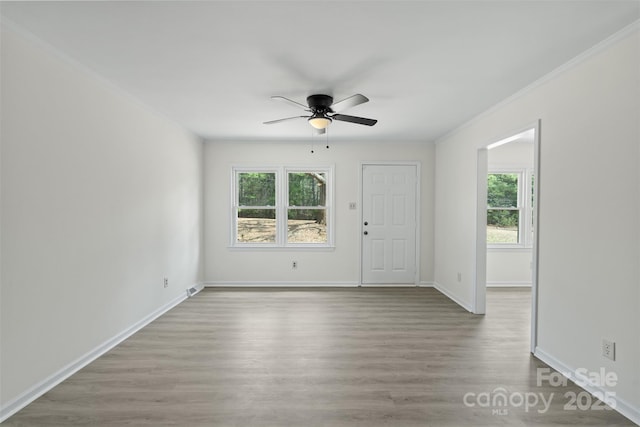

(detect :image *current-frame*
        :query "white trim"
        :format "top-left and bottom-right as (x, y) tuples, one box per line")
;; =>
(435, 20), (640, 145)
(486, 281), (532, 287)
(227, 245), (335, 252)
(204, 281), (435, 288)
(474, 148), (488, 314)
(358, 283), (425, 288)
(530, 121), (542, 353)
(230, 165), (335, 248)
(487, 247), (533, 253)
(0, 288), (193, 423)
(534, 348), (640, 426)
(474, 120), (541, 351)
(432, 282), (473, 313)
(486, 129), (535, 150)
(204, 281), (359, 287)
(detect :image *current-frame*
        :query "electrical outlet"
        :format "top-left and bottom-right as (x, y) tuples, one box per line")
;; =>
(602, 339), (615, 361)
(292, 261), (298, 269)
(163, 277), (169, 288)
(348, 202), (357, 210)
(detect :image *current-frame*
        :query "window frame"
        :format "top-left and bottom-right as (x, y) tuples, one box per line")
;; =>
(487, 168), (534, 249)
(230, 165), (334, 249)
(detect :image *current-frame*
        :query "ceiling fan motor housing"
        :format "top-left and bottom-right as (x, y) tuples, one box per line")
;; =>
(307, 94), (334, 113)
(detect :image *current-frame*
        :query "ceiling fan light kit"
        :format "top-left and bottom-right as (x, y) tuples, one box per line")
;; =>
(264, 93), (377, 132)
(308, 114), (332, 130)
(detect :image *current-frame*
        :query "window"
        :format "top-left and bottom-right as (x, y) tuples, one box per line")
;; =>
(232, 166), (333, 248)
(287, 171), (327, 244)
(236, 171), (277, 243)
(487, 170), (534, 247)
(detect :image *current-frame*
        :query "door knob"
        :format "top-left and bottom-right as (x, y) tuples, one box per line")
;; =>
(364, 221), (368, 226)
(363, 231), (368, 235)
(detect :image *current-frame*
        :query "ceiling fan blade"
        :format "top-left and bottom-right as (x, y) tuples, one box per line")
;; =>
(331, 94), (369, 112)
(332, 114), (377, 126)
(271, 96), (309, 110)
(263, 116), (308, 125)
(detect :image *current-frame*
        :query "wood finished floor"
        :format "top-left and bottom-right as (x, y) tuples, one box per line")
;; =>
(4, 288), (634, 426)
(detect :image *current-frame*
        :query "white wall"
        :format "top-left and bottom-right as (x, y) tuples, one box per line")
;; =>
(204, 141), (434, 285)
(487, 141), (534, 286)
(434, 26), (639, 418)
(0, 27), (203, 414)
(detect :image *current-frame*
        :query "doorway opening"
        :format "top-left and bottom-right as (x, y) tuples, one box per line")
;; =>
(475, 121), (540, 352)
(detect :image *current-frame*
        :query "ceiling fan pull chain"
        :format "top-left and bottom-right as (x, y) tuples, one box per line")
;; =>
(326, 126), (330, 149)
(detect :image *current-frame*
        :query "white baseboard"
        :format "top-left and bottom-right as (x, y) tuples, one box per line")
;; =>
(432, 281), (473, 312)
(0, 286), (196, 423)
(487, 281), (532, 287)
(359, 283), (427, 287)
(204, 281), (434, 288)
(204, 281), (359, 287)
(534, 347), (640, 425)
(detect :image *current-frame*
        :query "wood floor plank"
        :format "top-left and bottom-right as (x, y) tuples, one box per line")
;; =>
(4, 288), (634, 426)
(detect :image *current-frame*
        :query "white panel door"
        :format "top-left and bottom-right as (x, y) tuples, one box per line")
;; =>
(361, 164), (417, 284)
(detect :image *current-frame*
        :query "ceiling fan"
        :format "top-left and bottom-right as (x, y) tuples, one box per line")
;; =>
(263, 94), (377, 134)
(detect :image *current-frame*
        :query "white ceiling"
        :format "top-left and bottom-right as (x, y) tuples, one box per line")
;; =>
(2, 1), (639, 142)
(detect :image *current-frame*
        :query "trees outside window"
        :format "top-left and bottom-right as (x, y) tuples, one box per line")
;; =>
(236, 172), (276, 243)
(487, 170), (534, 247)
(287, 172), (327, 244)
(232, 166), (333, 247)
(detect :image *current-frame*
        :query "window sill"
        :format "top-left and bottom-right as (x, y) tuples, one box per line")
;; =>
(228, 245), (336, 252)
(487, 245), (533, 252)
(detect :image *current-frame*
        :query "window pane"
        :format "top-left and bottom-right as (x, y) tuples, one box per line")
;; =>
(237, 209), (276, 243)
(238, 173), (275, 206)
(487, 209), (519, 244)
(487, 173), (518, 208)
(287, 209), (327, 243)
(288, 172), (326, 206)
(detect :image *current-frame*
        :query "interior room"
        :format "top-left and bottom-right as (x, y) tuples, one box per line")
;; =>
(1, 1), (639, 425)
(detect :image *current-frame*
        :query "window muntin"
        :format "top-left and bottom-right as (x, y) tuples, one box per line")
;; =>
(232, 166), (333, 248)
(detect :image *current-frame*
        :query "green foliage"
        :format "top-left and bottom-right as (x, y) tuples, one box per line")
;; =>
(288, 173), (326, 222)
(238, 172), (275, 206)
(487, 209), (518, 228)
(288, 173), (326, 205)
(487, 173), (518, 228)
(237, 172), (327, 222)
(487, 173), (518, 208)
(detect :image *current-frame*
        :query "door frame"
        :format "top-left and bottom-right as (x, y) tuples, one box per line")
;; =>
(475, 120), (541, 353)
(359, 161), (421, 286)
